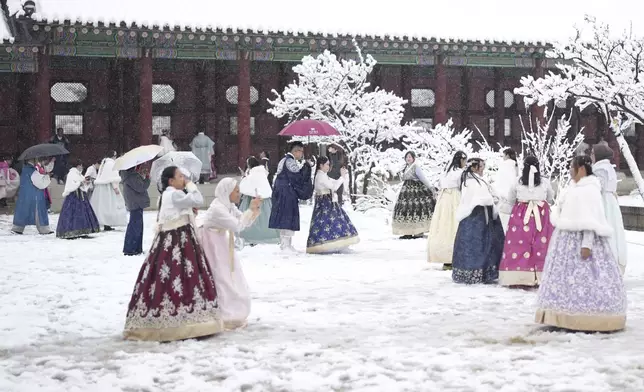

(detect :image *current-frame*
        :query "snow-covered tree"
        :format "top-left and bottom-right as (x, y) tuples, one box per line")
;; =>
(515, 16), (644, 199)
(268, 42), (421, 204)
(519, 113), (585, 203)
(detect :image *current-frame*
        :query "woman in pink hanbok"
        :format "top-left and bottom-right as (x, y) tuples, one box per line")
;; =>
(197, 178), (260, 330)
(499, 156), (555, 288)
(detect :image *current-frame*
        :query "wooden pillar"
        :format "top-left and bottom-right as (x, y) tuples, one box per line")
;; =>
(531, 58), (545, 127)
(434, 57), (448, 125)
(35, 52), (51, 143)
(494, 68), (505, 145)
(460, 67), (470, 130)
(237, 51), (252, 167)
(196, 62), (207, 133)
(139, 52), (153, 146)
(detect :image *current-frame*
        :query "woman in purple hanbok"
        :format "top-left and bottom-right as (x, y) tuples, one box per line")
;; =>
(536, 156), (626, 332)
(56, 161), (100, 239)
(499, 156), (554, 288)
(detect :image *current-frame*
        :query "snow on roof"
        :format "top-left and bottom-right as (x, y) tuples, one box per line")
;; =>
(1, 0), (643, 45)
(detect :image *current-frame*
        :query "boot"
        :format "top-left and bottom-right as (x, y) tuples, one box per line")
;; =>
(280, 235), (297, 253)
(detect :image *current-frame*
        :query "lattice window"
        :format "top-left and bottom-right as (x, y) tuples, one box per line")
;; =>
(229, 116), (256, 135)
(504, 91), (514, 108)
(486, 90), (495, 108)
(411, 89), (435, 107)
(152, 116), (171, 136)
(55, 115), (83, 135)
(504, 118), (511, 136)
(225, 86), (259, 105)
(152, 84), (175, 104)
(414, 118), (433, 130)
(488, 118), (495, 136)
(51, 83), (87, 102)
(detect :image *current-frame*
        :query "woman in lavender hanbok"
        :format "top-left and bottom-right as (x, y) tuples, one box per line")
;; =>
(306, 156), (359, 253)
(536, 156), (626, 332)
(499, 156), (554, 288)
(392, 151), (436, 239)
(197, 178), (260, 330)
(123, 166), (223, 341)
(591, 144), (627, 275)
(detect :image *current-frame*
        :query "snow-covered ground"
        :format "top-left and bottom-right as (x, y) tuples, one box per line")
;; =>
(1, 207), (644, 392)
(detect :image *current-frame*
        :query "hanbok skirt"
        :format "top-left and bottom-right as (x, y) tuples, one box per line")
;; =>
(239, 195), (279, 244)
(427, 188), (460, 264)
(306, 194), (359, 253)
(535, 230), (627, 332)
(499, 201), (554, 286)
(602, 192), (627, 274)
(197, 226), (251, 330)
(392, 180), (435, 236)
(90, 183), (127, 227)
(452, 206), (505, 284)
(123, 219), (224, 341)
(56, 190), (100, 239)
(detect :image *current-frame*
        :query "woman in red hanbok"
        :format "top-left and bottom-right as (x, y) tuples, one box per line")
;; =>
(123, 166), (223, 341)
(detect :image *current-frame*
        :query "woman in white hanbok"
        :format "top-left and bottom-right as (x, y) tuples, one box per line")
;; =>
(90, 151), (127, 230)
(197, 178), (260, 330)
(591, 144), (627, 275)
(494, 148), (519, 232)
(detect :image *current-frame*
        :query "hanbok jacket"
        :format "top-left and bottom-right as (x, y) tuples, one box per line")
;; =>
(269, 154), (314, 231)
(13, 163), (50, 227)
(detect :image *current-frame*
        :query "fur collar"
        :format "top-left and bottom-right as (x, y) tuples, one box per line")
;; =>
(553, 175), (613, 236)
(455, 173), (497, 222)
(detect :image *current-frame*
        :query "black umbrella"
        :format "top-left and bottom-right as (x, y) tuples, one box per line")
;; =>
(18, 143), (69, 161)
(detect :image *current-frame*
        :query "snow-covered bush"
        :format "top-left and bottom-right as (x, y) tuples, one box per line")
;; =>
(515, 15), (644, 199)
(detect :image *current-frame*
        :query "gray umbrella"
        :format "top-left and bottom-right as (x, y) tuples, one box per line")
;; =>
(18, 143), (69, 161)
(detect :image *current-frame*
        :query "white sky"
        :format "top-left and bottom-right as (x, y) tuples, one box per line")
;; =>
(1, 0), (643, 43)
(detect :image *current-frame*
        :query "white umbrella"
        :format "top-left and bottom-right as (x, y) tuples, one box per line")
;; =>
(113, 145), (164, 171)
(150, 151), (203, 190)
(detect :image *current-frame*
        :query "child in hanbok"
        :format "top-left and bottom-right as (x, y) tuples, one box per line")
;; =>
(499, 156), (554, 287)
(124, 166), (223, 341)
(392, 151), (436, 239)
(536, 155), (626, 332)
(121, 165), (151, 256)
(12, 159), (53, 235)
(197, 178), (260, 330)
(306, 156), (359, 253)
(591, 144), (627, 275)
(238, 156), (279, 245)
(91, 151), (127, 231)
(56, 161), (101, 239)
(427, 151), (467, 270)
(452, 158), (505, 284)
(494, 148), (519, 232)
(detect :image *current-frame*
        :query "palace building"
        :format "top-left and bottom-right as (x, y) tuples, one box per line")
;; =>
(0, 1), (637, 172)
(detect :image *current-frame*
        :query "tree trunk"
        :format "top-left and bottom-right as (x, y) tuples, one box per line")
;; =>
(615, 132), (644, 200)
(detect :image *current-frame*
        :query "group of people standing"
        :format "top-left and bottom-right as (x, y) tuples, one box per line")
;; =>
(390, 144), (628, 333)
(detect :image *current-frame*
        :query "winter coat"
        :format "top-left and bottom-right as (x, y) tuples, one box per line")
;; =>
(120, 169), (151, 211)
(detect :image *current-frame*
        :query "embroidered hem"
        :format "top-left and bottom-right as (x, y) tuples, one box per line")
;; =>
(535, 308), (626, 332)
(124, 320), (223, 342)
(56, 227), (100, 239)
(392, 221), (431, 236)
(306, 235), (360, 254)
(499, 271), (543, 287)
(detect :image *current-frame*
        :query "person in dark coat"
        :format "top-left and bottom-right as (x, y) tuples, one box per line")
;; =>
(120, 165), (151, 256)
(268, 141), (314, 252)
(326, 144), (346, 205)
(50, 128), (70, 184)
(260, 150), (274, 187)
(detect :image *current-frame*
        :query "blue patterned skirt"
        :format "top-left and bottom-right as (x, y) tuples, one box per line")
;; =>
(56, 190), (101, 239)
(452, 206), (505, 284)
(306, 194), (359, 253)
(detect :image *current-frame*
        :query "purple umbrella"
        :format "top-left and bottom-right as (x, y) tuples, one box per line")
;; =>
(278, 119), (340, 137)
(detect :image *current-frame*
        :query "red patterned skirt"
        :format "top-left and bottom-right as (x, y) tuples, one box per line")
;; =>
(123, 221), (223, 341)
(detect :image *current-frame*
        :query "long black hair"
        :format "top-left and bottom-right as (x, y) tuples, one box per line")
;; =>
(520, 155), (541, 187)
(446, 150), (467, 172)
(246, 156), (260, 170)
(460, 157), (484, 190)
(503, 148), (517, 164)
(313, 156), (328, 184)
(157, 165), (179, 213)
(573, 155), (593, 176)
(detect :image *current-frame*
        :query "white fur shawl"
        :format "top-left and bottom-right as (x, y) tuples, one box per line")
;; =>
(62, 167), (86, 197)
(455, 173), (498, 222)
(94, 158), (121, 185)
(239, 165), (272, 199)
(553, 175), (613, 237)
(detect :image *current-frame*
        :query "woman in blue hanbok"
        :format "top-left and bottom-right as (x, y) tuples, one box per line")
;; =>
(269, 141), (314, 252)
(56, 161), (101, 239)
(452, 158), (505, 284)
(12, 158), (53, 235)
(239, 156), (279, 245)
(306, 156), (359, 253)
